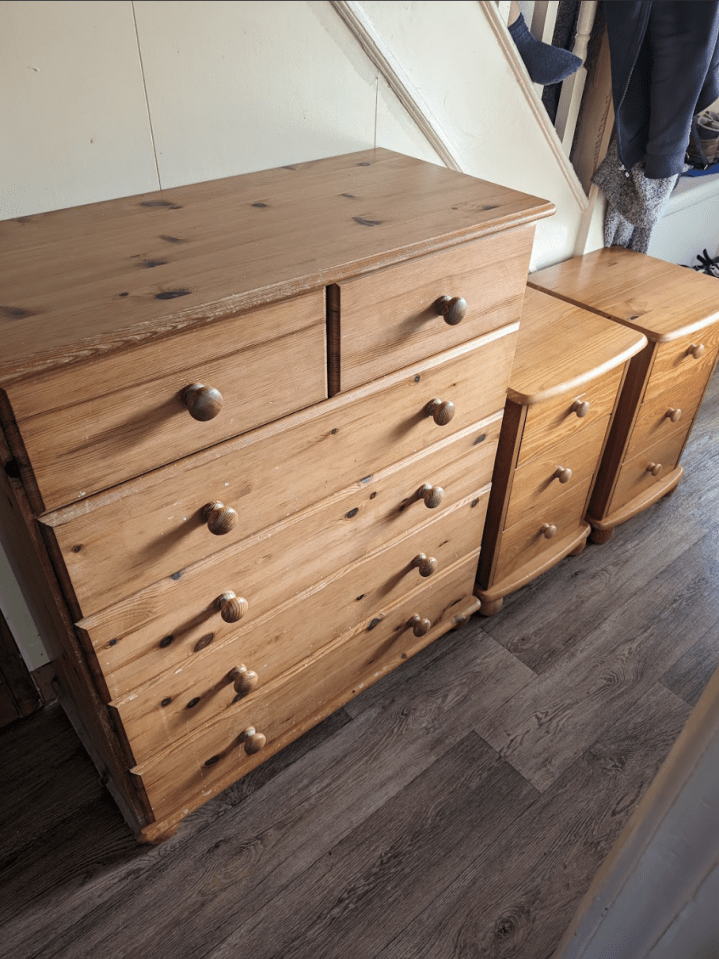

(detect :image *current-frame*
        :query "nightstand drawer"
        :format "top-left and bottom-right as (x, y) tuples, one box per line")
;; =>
(44, 329), (516, 617)
(517, 366), (623, 468)
(611, 428), (688, 512)
(494, 478), (592, 583)
(335, 228), (533, 391)
(9, 293), (327, 511)
(625, 373), (708, 462)
(129, 553), (480, 819)
(505, 416), (608, 529)
(643, 326), (719, 404)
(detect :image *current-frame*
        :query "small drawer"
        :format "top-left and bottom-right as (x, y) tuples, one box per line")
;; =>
(8, 292), (327, 511)
(44, 327), (516, 617)
(611, 427), (689, 513)
(78, 424), (500, 699)
(505, 416), (608, 529)
(517, 366), (623, 469)
(110, 491), (487, 764)
(129, 554), (479, 819)
(643, 326), (719, 405)
(334, 227), (534, 391)
(625, 374), (708, 463)
(493, 478), (592, 584)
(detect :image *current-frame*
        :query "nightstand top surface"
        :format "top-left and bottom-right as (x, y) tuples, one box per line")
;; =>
(528, 247), (719, 344)
(508, 286), (647, 405)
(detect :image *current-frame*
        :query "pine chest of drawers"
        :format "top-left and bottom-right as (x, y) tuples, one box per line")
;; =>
(0, 149), (552, 841)
(529, 248), (719, 542)
(475, 288), (647, 614)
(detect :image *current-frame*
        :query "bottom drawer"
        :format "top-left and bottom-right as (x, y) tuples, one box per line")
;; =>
(611, 427), (688, 512)
(493, 478), (592, 584)
(130, 553), (479, 820)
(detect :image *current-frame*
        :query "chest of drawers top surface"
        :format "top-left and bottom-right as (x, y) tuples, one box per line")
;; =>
(528, 247), (719, 343)
(0, 148), (553, 385)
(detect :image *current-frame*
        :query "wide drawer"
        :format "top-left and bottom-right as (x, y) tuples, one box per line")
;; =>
(494, 478), (592, 583)
(505, 415), (609, 529)
(77, 416), (501, 699)
(516, 365), (623, 468)
(625, 372), (708, 463)
(643, 325), (719, 405)
(110, 489), (488, 765)
(129, 554), (479, 819)
(8, 292), (326, 511)
(43, 327), (516, 617)
(334, 227), (533, 391)
(610, 426), (689, 513)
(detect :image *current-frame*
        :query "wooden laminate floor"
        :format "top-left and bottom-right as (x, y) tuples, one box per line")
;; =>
(3, 368), (719, 959)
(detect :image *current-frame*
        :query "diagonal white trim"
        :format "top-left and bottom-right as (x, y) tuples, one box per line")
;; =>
(330, 0), (462, 172)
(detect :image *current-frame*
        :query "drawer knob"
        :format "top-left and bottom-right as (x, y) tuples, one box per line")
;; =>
(571, 399), (590, 418)
(647, 462), (663, 477)
(183, 383), (223, 421)
(217, 591), (249, 623)
(408, 614), (432, 637)
(553, 466), (573, 484)
(204, 501), (238, 535)
(239, 727), (266, 755)
(229, 664), (259, 697)
(418, 483), (444, 509)
(435, 295), (468, 326)
(688, 343), (705, 359)
(540, 523), (557, 539)
(426, 398), (456, 426)
(412, 553), (438, 577)
(666, 407), (682, 423)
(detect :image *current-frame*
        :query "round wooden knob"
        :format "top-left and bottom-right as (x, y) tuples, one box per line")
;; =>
(426, 398), (456, 426)
(229, 664), (258, 697)
(216, 591), (249, 623)
(408, 614), (431, 637)
(418, 483), (444, 509)
(412, 553), (438, 577)
(204, 501), (238, 535)
(239, 726), (266, 755)
(665, 407), (682, 423)
(571, 399), (590, 418)
(553, 466), (573, 484)
(183, 383), (223, 421)
(434, 295), (468, 326)
(688, 343), (705, 359)
(540, 523), (557, 539)
(647, 462), (663, 477)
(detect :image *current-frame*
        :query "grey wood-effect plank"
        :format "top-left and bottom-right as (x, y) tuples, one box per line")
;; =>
(660, 628), (719, 707)
(205, 733), (539, 959)
(477, 523), (719, 791)
(12, 634), (532, 959)
(375, 682), (691, 959)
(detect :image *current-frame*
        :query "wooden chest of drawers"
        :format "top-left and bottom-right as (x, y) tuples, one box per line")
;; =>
(475, 288), (646, 615)
(529, 248), (719, 542)
(0, 150), (552, 841)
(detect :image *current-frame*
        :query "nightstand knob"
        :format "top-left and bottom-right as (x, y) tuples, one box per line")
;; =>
(553, 466), (573, 484)
(426, 398), (456, 426)
(418, 483), (444, 509)
(412, 553), (438, 577)
(183, 383), (223, 421)
(217, 591), (249, 623)
(688, 343), (705, 359)
(540, 523), (557, 539)
(229, 664), (258, 697)
(666, 407), (682, 423)
(408, 614), (432, 637)
(571, 399), (590, 418)
(434, 295), (468, 326)
(239, 727), (266, 755)
(204, 501), (238, 535)
(647, 462), (663, 477)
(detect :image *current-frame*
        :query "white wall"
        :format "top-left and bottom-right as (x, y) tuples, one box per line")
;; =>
(0, 0), (587, 668)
